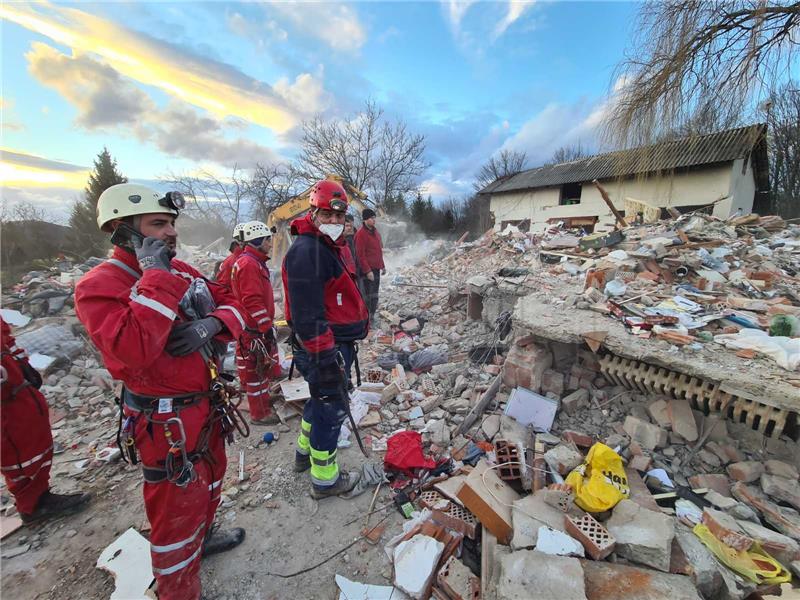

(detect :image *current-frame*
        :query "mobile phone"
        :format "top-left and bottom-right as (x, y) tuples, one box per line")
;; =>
(110, 222), (145, 249)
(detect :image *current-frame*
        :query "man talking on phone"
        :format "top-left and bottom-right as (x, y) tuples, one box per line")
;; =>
(74, 183), (248, 600)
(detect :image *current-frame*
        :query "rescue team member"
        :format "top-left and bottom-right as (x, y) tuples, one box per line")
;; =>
(75, 184), (247, 600)
(354, 208), (385, 326)
(282, 180), (369, 499)
(231, 221), (280, 425)
(342, 214), (358, 279)
(213, 223), (245, 288)
(1, 317), (90, 523)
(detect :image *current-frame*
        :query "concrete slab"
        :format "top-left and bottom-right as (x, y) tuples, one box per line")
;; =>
(606, 500), (675, 572)
(494, 550), (587, 600)
(96, 527), (153, 600)
(582, 560), (702, 600)
(514, 296), (799, 415)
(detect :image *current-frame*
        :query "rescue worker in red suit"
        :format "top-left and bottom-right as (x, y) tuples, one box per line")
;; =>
(354, 208), (385, 327)
(230, 220), (280, 425)
(213, 222), (245, 288)
(74, 184), (248, 600)
(282, 180), (369, 498)
(1, 318), (90, 523)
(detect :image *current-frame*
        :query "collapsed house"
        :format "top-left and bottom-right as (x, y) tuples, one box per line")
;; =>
(480, 124), (770, 233)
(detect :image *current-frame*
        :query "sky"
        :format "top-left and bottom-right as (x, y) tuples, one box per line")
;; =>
(1, 1), (638, 222)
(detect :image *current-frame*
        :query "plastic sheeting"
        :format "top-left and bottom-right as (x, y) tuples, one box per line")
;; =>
(15, 324), (83, 361)
(714, 330), (800, 371)
(408, 345), (448, 371)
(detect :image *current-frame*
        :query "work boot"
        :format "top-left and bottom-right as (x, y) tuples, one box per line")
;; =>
(202, 526), (245, 557)
(20, 490), (91, 524)
(293, 452), (311, 473)
(310, 470), (360, 500)
(251, 414), (281, 426)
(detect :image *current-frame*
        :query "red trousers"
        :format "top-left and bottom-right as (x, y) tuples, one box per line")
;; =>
(128, 400), (227, 600)
(1, 385), (53, 515)
(235, 334), (278, 421)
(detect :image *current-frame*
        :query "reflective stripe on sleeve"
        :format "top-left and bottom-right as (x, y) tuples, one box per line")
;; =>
(251, 309), (268, 317)
(216, 305), (245, 330)
(132, 294), (177, 320)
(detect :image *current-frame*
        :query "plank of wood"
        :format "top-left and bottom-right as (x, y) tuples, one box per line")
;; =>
(481, 528), (497, 598)
(454, 374), (502, 436)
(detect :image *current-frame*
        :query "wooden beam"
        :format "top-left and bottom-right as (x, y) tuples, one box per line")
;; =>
(454, 374), (502, 436)
(592, 179), (628, 229)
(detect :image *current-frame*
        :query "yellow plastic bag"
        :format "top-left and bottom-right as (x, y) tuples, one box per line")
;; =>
(693, 523), (792, 585)
(565, 442), (630, 513)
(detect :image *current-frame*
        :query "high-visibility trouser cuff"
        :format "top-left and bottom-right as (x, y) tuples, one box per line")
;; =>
(310, 447), (339, 485)
(296, 419), (312, 454)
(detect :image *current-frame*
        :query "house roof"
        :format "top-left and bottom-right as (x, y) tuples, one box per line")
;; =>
(481, 124), (768, 195)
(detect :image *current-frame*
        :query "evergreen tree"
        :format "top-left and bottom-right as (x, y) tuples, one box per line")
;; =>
(68, 148), (127, 258)
(410, 192), (427, 231)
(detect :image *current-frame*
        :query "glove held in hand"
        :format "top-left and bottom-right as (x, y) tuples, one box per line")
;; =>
(166, 317), (222, 357)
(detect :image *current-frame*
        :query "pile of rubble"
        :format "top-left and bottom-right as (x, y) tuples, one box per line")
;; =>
(320, 210), (799, 599)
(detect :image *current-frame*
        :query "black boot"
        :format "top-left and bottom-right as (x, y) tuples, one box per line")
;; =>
(294, 452), (311, 473)
(310, 470), (360, 499)
(20, 490), (90, 524)
(202, 526), (245, 557)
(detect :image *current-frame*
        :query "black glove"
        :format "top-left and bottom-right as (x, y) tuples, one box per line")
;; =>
(20, 361), (42, 389)
(165, 317), (222, 357)
(310, 358), (344, 399)
(135, 237), (172, 272)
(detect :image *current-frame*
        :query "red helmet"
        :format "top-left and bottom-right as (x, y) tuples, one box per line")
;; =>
(309, 180), (348, 212)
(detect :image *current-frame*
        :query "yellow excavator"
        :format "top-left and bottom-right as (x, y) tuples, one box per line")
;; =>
(267, 174), (381, 266)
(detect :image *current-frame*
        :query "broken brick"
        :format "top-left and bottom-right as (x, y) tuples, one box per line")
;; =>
(623, 416), (667, 450)
(667, 400), (698, 442)
(628, 454), (652, 472)
(701, 508), (753, 552)
(688, 474), (731, 497)
(562, 430), (593, 448)
(726, 461), (764, 483)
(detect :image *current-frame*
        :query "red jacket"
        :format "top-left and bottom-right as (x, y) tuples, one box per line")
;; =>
(355, 225), (384, 272)
(1, 317), (32, 402)
(75, 247), (246, 396)
(282, 214), (368, 358)
(231, 245), (274, 333)
(215, 245), (242, 288)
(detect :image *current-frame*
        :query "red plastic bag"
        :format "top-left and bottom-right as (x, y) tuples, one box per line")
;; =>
(384, 431), (436, 475)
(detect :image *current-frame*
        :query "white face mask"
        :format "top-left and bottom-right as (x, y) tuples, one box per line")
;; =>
(318, 223), (344, 241)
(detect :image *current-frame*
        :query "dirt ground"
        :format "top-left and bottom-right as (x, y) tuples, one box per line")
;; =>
(1, 418), (404, 600)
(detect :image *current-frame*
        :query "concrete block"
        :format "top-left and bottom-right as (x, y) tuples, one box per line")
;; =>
(494, 550), (587, 600)
(667, 400), (698, 442)
(457, 459), (520, 545)
(565, 514), (615, 560)
(623, 416), (668, 451)
(582, 560), (702, 600)
(735, 518), (800, 566)
(541, 369), (565, 397)
(393, 534), (445, 599)
(761, 473), (800, 511)
(726, 461), (764, 483)
(764, 459), (799, 481)
(536, 526), (585, 557)
(688, 473), (731, 497)
(606, 500), (675, 572)
(561, 389), (589, 415)
(544, 443), (584, 476)
(628, 454), (652, 472)
(511, 491), (575, 550)
(647, 399), (671, 429)
(701, 508), (752, 551)
(436, 556), (479, 600)
(730, 482), (800, 540)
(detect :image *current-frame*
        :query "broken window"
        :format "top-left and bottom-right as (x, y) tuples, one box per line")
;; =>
(559, 182), (582, 205)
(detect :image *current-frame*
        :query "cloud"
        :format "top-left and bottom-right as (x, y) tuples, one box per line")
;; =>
(1, 1), (325, 133)
(25, 43), (282, 168)
(0, 148), (88, 190)
(493, 1), (535, 40)
(444, 0), (476, 34)
(1, 97), (25, 131)
(274, 71), (333, 116)
(26, 43), (150, 128)
(266, 2), (367, 51)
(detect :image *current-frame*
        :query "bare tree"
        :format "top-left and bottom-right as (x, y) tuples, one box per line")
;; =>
(164, 167), (249, 228)
(0, 201), (51, 223)
(606, 1), (800, 148)
(548, 141), (590, 165)
(767, 81), (800, 217)
(247, 162), (305, 222)
(473, 149), (529, 192)
(295, 100), (429, 206)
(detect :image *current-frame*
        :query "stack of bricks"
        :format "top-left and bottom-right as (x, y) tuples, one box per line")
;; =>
(501, 336), (553, 392)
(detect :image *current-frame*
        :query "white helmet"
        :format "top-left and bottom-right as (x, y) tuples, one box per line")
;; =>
(239, 221), (272, 243)
(232, 222), (246, 241)
(96, 183), (185, 231)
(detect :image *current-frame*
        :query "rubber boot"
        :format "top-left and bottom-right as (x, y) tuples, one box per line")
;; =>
(294, 452), (311, 473)
(251, 414), (281, 426)
(202, 527), (245, 557)
(20, 490), (91, 524)
(310, 470), (360, 500)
